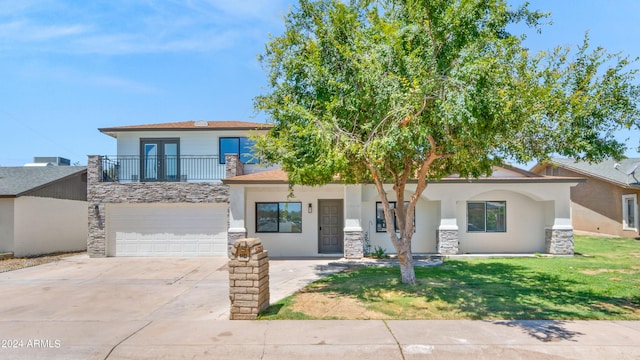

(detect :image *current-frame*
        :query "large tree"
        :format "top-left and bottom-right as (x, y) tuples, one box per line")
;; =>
(254, 0), (640, 284)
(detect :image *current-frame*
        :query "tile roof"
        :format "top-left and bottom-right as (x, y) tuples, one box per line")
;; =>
(99, 120), (271, 137)
(540, 157), (640, 187)
(0, 166), (87, 197)
(224, 169), (289, 184)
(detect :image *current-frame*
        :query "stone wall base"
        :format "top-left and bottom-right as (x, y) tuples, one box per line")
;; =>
(546, 228), (574, 255)
(344, 230), (363, 259)
(437, 229), (459, 255)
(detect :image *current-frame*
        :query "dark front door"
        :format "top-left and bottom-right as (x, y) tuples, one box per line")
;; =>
(140, 139), (179, 181)
(319, 199), (343, 253)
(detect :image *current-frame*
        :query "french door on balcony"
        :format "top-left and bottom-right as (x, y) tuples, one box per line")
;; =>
(140, 138), (180, 181)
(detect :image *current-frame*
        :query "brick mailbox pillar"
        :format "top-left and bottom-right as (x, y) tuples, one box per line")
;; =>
(229, 238), (270, 320)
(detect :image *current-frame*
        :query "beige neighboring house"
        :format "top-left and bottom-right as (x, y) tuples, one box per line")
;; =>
(0, 166), (88, 257)
(532, 158), (640, 238)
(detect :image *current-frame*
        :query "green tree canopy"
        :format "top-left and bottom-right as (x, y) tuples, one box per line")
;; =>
(254, 0), (640, 284)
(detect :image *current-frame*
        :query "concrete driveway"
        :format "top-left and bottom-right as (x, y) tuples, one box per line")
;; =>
(0, 254), (343, 359)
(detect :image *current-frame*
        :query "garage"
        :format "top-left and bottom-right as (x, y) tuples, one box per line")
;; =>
(106, 203), (228, 257)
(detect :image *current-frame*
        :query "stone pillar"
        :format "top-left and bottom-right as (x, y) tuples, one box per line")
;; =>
(229, 238), (269, 320)
(225, 154), (244, 178)
(343, 185), (363, 259)
(437, 199), (459, 255)
(546, 228), (574, 255)
(87, 155), (107, 258)
(436, 228), (459, 255)
(228, 186), (247, 257)
(344, 230), (363, 259)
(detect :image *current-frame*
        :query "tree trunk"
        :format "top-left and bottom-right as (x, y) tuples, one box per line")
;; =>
(397, 239), (416, 285)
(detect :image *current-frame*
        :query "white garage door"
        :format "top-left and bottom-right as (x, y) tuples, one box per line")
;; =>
(107, 203), (227, 257)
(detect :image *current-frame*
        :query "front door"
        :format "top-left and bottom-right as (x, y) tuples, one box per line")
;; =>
(140, 139), (179, 181)
(318, 199), (343, 253)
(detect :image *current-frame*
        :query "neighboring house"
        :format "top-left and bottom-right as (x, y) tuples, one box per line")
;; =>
(223, 166), (582, 257)
(532, 158), (640, 238)
(88, 120), (582, 258)
(0, 166), (87, 257)
(87, 120), (272, 257)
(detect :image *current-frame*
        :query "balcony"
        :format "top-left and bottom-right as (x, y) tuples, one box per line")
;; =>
(100, 155), (226, 182)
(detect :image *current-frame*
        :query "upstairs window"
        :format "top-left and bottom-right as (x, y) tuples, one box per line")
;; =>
(467, 201), (506, 232)
(219, 137), (257, 164)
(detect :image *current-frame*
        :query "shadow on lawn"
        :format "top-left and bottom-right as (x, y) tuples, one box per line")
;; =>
(316, 260), (639, 321)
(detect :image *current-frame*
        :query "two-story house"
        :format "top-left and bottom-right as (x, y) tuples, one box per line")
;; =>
(88, 120), (583, 258)
(87, 120), (270, 257)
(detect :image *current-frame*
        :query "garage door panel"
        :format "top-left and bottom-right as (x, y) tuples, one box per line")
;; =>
(108, 204), (227, 257)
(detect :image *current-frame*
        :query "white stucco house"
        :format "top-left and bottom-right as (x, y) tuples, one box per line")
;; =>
(88, 120), (581, 258)
(0, 166), (87, 257)
(223, 167), (582, 257)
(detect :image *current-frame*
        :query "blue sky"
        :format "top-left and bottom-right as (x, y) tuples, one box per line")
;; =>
(1, 0), (639, 166)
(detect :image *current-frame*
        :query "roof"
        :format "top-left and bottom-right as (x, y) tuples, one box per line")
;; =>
(0, 166), (87, 197)
(223, 166), (583, 185)
(533, 158), (640, 188)
(99, 120), (272, 138)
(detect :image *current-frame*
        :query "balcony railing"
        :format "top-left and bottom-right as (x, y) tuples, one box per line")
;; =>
(100, 155), (225, 182)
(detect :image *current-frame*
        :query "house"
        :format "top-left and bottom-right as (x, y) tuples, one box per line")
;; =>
(0, 166), (87, 257)
(223, 166), (583, 257)
(532, 158), (640, 238)
(88, 120), (582, 258)
(87, 120), (272, 257)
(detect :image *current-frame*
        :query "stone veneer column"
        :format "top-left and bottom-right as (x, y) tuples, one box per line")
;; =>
(343, 185), (363, 259)
(229, 238), (269, 320)
(227, 186), (247, 257)
(344, 230), (363, 259)
(545, 228), (574, 255)
(225, 154), (244, 178)
(87, 155), (107, 257)
(436, 228), (459, 255)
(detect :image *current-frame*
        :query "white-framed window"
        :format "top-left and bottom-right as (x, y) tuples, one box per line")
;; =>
(622, 194), (638, 231)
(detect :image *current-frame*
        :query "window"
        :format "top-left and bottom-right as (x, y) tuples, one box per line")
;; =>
(376, 201), (414, 232)
(467, 201), (506, 232)
(622, 194), (638, 231)
(256, 202), (302, 233)
(219, 137), (257, 164)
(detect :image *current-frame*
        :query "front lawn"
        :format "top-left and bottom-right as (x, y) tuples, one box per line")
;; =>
(259, 235), (640, 320)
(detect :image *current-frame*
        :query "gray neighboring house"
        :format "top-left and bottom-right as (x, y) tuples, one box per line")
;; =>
(0, 166), (88, 257)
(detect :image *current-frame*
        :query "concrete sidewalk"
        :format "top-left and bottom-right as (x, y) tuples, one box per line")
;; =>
(2, 320), (639, 359)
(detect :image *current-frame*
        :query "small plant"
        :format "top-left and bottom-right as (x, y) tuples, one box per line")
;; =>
(363, 232), (371, 255)
(372, 245), (387, 259)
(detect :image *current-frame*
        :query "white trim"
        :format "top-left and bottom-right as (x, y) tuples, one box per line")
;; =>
(622, 194), (638, 231)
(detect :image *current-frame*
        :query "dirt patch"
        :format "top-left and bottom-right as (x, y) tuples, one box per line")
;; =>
(0, 252), (84, 273)
(580, 268), (637, 275)
(291, 292), (391, 320)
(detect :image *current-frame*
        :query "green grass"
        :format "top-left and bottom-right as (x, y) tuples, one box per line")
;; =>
(260, 235), (640, 320)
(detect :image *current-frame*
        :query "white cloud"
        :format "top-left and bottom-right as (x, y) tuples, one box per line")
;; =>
(0, 20), (88, 42)
(0, 0), (293, 56)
